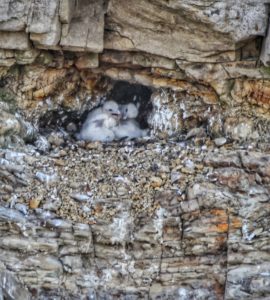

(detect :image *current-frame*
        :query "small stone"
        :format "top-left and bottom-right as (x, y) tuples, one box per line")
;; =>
(36, 172), (58, 185)
(186, 127), (206, 139)
(15, 203), (28, 215)
(54, 159), (65, 166)
(196, 164), (204, 170)
(77, 140), (86, 148)
(59, 150), (67, 157)
(0, 111), (21, 136)
(171, 171), (181, 183)
(29, 198), (41, 209)
(70, 193), (91, 202)
(34, 136), (51, 152)
(116, 186), (129, 196)
(159, 165), (170, 173)
(181, 167), (195, 174)
(82, 206), (91, 213)
(66, 122), (77, 133)
(3, 184), (13, 193)
(48, 132), (65, 147)
(150, 176), (163, 188)
(214, 137), (227, 146)
(69, 182), (81, 189)
(86, 142), (102, 150)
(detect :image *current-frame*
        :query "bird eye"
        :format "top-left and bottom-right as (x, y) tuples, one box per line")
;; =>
(125, 108), (128, 112)
(109, 109), (112, 111)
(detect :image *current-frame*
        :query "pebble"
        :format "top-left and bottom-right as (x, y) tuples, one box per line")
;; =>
(53, 159), (65, 166)
(29, 198), (41, 209)
(171, 171), (181, 183)
(2, 131), (266, 228)
(159, 165), (170, 173)
(36, 171), (58, 185)
(186, 127), (206, 139)
(15, 203), (28, 215)
(59, 150), (67, 157)
(3, 184), (13, 193)
(116, 186), (129, 196)
(48, 132), (65, 147)
(150, 176), (163, 188)
(34, 136), (51, 152)
(214, 137), (227, 147)
(181, 167), (195, 174)
(66, 122), (77, 133)
(86, 142), (102, 150)
(70, 193), (91, 202)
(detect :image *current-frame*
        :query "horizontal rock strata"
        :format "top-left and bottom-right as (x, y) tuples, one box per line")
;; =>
(0, 142), (270, 299)
(0, 1), (270, 299)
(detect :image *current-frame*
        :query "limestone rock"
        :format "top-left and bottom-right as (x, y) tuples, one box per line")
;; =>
(224, 117), (254, 141)
(0, 111), (21, 136)
(0, 271), (30, 300)
(0, 1), (270, 299)
(60, 0), (104, 52)
(59, 0), (76, 24)
(100, 50), (176, 69)
(0, 57), (16, 67)
(147, 89), (217, 136)
(260, 21), (270, 66)
(232, 79), (270, 109)
(75, 53), (99, 69)
(27, 0), (60, 34)
(0, 32), (30, 50)
(176, 60), (269, 83)
(105, 0), (268, 62)
(0, 0), (30, 31)
(0, 139), (270, 298)
(14, 49), (40, 65)
(30, 14), (61, 48)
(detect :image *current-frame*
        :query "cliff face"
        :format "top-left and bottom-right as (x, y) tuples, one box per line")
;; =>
(1, 0), (270, 145)
(0, 1), (270, 299)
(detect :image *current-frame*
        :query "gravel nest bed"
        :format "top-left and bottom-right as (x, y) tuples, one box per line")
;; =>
(0, 136), (263, 224)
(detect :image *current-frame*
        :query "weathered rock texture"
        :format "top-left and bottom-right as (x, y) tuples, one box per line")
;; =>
(0, 0), (270, 299)
(1, 141), (270, 300)
(0, 0), (270, 144)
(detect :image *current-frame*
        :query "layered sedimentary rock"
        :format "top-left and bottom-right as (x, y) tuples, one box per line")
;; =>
(0, 1), (270, 299)
(1, 142), (270, 299)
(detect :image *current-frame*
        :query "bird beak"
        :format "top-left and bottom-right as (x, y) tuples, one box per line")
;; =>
(112, 111), (121, 120)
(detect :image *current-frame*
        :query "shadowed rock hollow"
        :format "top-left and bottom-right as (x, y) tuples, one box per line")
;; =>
(0, 1), (270, 299)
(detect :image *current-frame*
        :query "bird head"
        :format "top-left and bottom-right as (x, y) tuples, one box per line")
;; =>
(121, 103), (139, 120)
(103, 101), (121, 120)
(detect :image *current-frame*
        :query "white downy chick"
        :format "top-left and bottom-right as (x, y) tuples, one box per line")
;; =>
(114, 102), (147, 140)
(120, 103), (139, 120)
(78, 101), (121, 142)
(113, 119), (148, 140)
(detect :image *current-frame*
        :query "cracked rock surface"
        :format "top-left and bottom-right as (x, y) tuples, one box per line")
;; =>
(0, 0), (270, 299)
(0, 137), (270, 299)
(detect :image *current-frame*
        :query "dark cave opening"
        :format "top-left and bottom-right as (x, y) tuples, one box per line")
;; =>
(107, 81), (153, 129)
(38, 80), (154, 141)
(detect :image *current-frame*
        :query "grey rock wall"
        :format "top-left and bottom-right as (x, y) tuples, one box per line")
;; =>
(1, 144), (270, 299)
(0, 1), (270, 299)
(0, 0), (104, 51)
(0, 0), (269, 62)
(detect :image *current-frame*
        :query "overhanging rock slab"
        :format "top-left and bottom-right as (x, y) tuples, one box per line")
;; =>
(60, 0), (104, 52)
(0, 31), (30, 50)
